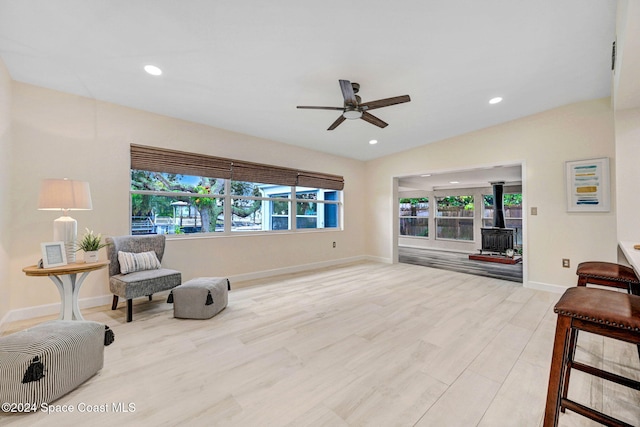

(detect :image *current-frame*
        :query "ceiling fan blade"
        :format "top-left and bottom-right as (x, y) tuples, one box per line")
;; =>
(361, 95), (411, 111)
(297, 106), (344, 110)
(361, 112), (388, 128)
(339, 80), (357, 106)
(328, 115), (346, 130)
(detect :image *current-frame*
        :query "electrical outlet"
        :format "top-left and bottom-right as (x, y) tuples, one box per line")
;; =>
(562, 258), (570, 268)
(531, 207), (538, 215)
(332, 241), (336, 248)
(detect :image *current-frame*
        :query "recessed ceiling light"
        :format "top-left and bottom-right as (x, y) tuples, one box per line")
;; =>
(420, 174), (431, 177)
(489, 97), (503, 104)
(369, 139), (378, 145)
(449, 181), (460, 184)
(144, 65), (163, 76)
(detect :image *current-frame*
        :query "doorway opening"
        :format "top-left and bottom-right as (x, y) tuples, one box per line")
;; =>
(395, 164), (525, 283)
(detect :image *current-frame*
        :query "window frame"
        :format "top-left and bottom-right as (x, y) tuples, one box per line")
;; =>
(435, 194), (475, 241)
(130, 173), (342, 237)
(398, 197), (430, 238)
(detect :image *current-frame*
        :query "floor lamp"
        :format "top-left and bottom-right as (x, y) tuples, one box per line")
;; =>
(38, 178), (93, 263)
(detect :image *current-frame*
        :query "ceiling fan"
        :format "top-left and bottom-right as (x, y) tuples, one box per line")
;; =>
(297, 80), (411, 130)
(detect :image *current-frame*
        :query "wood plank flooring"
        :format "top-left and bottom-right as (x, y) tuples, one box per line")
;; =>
(2, 261), (638, 426)
(399, 246), (524, 283)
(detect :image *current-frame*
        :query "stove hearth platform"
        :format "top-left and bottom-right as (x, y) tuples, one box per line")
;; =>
(469, 254), (522, 265)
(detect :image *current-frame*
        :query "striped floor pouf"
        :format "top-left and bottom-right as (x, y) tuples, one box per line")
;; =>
(0, 320), (113, 408)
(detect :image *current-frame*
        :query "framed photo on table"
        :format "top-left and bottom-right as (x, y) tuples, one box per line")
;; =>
(565, 157), (610, 212)
(41, 241), (67, 268)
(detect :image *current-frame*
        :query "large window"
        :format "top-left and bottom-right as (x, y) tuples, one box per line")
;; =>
(129, 145), (342, 235)
(483, 193), (523, 245)
(399, 198), (429, 237)
(131, 173), (341, 235)
(131, 172), (225, 234)
(436, 196), (474, 240)
(228, 183), (342, 232)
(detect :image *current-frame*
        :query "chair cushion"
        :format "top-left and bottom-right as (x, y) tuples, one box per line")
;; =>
(576, 261), (640, 284)
(109, 269), (181, 299)
(118, 250), (161, 274)
(554, 287), (640, 331)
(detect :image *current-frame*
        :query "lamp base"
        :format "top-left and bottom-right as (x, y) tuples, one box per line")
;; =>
(53, 216), (77, 263)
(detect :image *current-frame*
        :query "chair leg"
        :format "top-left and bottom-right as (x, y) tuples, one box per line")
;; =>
(544, 314), (572, 427)
(111, 295), (119, 310)
(560, 328), (578, 412)
(619, 284), (640, 361)
(148, 294), (153, 301)
(127, 299), (133, 323)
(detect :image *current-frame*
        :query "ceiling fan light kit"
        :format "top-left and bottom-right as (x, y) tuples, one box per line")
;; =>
(343, 108), (363, 120)
(297, 80), (411, 130)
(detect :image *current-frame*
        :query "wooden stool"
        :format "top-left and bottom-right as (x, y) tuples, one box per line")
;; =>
(576, 261), (640, 294)
(544, 287), (640, 427)
(573, 261), (640, 365)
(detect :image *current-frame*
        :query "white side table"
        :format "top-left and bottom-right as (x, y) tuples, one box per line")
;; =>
(23, 260), (110, 320)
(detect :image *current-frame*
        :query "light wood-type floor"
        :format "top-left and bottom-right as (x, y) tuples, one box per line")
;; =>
(2, 261), (639, 426)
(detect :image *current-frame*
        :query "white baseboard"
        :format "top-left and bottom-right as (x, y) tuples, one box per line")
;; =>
(1, 294), (114, 331)
(1, 256), (372, 330)
(524, 280), (569, 294)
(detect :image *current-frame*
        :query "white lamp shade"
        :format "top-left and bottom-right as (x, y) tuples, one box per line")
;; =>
(38, 179), (93, 211)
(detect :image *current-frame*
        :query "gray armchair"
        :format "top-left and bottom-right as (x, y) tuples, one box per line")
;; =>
(105, 235), (181, 322)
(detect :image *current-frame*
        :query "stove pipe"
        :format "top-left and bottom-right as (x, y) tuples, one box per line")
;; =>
(491, 181), (506, 228)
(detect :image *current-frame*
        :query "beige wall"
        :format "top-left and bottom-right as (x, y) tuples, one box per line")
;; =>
(1, 73), (624, 322)
(8, 82), (366, 318)
(0, 60), (11, 323)
(613, 0), (640, 265)
(615, 106), (640, 242)
(365, 98), (617, 291)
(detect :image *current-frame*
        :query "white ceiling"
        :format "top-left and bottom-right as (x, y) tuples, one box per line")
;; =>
(398, 164), (522, 192)
(0, 1), (617, 161)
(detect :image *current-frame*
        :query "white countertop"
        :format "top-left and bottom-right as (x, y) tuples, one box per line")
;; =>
(619, 241), (640, 274)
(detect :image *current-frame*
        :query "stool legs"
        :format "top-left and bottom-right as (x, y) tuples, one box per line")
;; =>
(545, 314), (640, 426)
(560, 327), (579, 413)
(544, 314), (572, 427)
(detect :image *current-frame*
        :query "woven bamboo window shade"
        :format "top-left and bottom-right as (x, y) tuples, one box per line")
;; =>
(131, 144), (233, 179)
(231, 160), (298, 186)
(296, 171), (345, 190)
(131, 144), (344, 191)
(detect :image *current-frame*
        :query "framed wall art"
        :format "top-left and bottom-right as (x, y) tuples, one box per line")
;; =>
(41, 241), (68, 268)
(565, 157), (610, 212)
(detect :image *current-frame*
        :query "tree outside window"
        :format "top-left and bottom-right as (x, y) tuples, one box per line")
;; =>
(131, 171), (340, 234)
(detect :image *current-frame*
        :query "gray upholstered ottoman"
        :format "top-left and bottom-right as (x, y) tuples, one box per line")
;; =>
(170, 277), (230, 319)
(0, 320), (114, 407)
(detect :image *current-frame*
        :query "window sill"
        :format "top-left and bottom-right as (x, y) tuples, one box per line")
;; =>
(159, 228), (343, 241)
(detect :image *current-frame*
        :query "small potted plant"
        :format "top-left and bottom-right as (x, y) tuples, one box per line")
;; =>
(77, 228), (109, 263)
